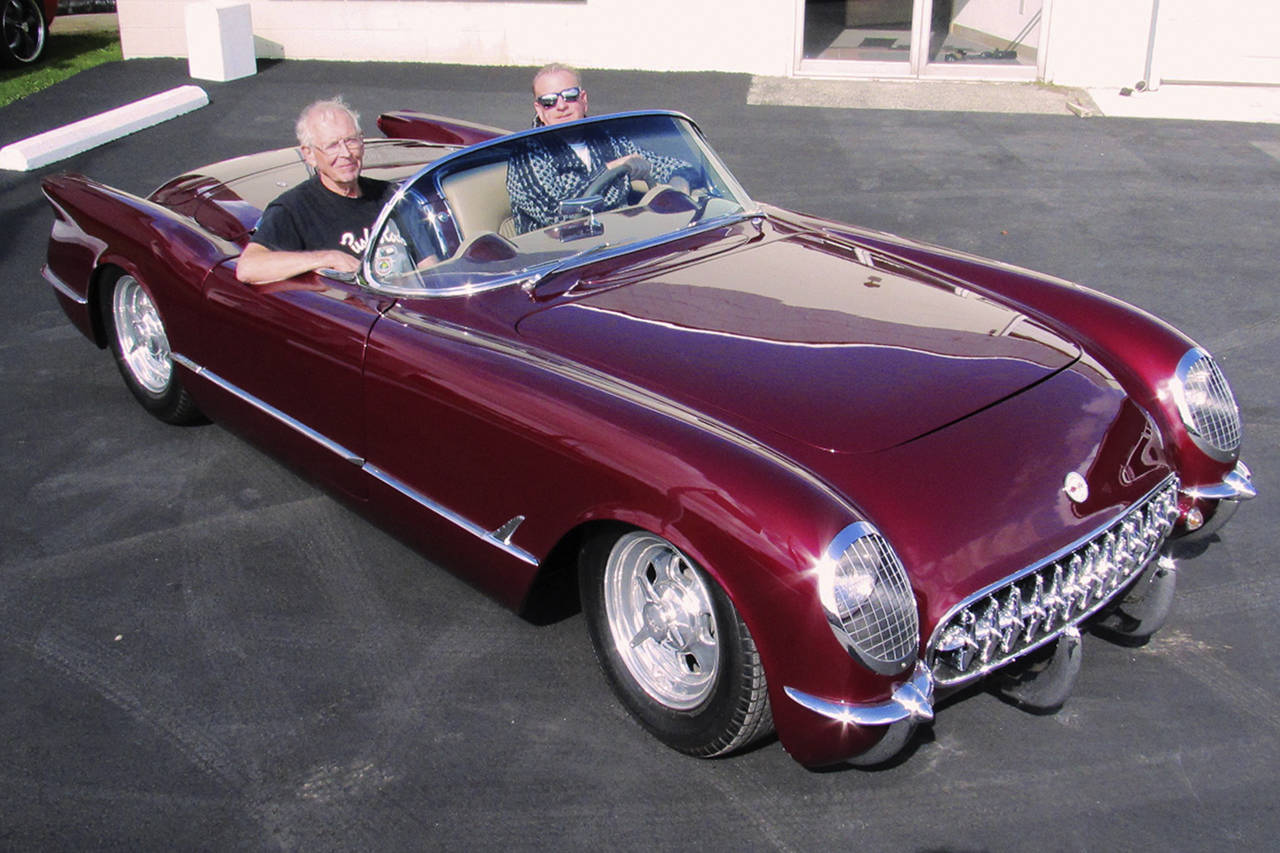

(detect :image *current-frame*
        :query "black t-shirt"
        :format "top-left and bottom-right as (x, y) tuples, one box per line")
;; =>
(252, 175), (390, 258)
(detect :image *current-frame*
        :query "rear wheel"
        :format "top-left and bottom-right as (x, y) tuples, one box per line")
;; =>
(580, 528), (773, 757)
(103, 272), (203, 424)
(1, 0), (47, 67)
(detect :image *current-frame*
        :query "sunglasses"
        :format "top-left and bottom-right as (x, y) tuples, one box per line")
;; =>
(535, 87), (583, 108)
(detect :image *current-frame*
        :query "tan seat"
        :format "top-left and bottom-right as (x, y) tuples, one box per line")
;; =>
(439, 160), (517, 244)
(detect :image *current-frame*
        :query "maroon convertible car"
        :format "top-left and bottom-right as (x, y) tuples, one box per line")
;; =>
(40, 111), (1255, 768)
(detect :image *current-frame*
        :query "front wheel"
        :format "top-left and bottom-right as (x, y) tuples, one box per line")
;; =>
(580, 528), (773, 757)
(102, 272), (203, 425)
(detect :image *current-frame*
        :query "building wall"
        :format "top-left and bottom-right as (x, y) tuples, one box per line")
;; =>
(1040, 0), (1155, 87)
(1152, 0), (1280, 85)
(117, 0), (798, 76)
(116, 0), (1280, 87)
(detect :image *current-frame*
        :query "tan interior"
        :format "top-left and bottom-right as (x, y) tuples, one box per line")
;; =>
(439, 160), (516, 243)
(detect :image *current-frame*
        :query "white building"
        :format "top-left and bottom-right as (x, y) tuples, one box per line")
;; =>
(118, 0), (1280, 90)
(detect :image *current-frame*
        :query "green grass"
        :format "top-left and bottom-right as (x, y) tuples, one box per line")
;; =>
(0, 32), (122, 108)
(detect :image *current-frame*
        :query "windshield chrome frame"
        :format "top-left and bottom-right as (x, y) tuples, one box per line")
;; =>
(358, 110), (761, 299)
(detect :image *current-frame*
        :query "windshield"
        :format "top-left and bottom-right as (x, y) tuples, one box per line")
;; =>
(365, 112), (753, 294)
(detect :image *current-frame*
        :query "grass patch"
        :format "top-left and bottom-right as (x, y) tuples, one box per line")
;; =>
(0, 32), (122, 108)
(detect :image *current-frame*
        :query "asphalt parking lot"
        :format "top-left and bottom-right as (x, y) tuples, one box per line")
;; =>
(2, 58), (1278, 851)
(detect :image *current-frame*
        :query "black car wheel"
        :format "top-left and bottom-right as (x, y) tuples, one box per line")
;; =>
(1, 0), (47, 67)
(102, 272), (203, 424)
(580, 527), (773, 757)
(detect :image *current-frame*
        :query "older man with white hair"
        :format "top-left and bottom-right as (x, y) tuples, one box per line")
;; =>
(236, 97), (390, 285)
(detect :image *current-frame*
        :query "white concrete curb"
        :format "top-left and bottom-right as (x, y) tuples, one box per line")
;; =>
(0, 85), (210, 172)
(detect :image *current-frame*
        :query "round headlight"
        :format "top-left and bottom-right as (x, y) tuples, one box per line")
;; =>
(1172, 347), (1241, 461)
(817, 522), (919, 675)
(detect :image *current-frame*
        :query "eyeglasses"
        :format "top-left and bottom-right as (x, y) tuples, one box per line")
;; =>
(311, 135), (365, 156)
(535, 87), (583, 108)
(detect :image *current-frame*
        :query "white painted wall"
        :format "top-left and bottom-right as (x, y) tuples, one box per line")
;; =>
(1040, 0), (1155, 87)
(117, 0), (798, 76)
(115, 0), (1278, 88)
(1152, 0), (1280, 85)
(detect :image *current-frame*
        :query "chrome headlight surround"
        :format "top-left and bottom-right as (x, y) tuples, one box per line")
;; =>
(1171, 347), (1242, 462)
(817, 522), (919, 676)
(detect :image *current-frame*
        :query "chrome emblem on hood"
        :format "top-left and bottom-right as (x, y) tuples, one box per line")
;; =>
(1063, 472), (1090, 504)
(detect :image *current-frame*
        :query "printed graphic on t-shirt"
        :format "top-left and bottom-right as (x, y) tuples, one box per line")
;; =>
(340, 227), (374, 256)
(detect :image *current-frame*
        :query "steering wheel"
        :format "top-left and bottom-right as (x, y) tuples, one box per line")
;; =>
(582, 162), (631, 198)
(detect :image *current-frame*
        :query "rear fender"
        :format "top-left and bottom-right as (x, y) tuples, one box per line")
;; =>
(41, 173), (241, 349)
(376, 110), (509, 146)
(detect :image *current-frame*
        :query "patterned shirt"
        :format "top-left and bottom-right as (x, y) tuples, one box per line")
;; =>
(505, 130), (693, 234)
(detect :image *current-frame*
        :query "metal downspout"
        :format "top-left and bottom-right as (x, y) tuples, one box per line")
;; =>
(1144, 0), (1162, 91)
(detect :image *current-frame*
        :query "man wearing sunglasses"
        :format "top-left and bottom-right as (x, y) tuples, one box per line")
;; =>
(531, 63), (591, 127)
(507, 63), (697, 234)
(237, 98), (391, 285)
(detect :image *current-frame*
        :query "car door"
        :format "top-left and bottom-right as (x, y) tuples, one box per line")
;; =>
(187, 262), (393, 499)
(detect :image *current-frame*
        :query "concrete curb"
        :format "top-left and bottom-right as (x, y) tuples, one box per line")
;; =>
(0, 84), (208, 171)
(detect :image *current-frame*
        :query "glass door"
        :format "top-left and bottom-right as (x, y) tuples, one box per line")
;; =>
(922, 0), (1043, 79)
(798, 0), (1045, 80)
(800, 0), (920, 76)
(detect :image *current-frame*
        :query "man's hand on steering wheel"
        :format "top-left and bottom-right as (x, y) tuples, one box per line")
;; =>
(605, 153), (652, 182)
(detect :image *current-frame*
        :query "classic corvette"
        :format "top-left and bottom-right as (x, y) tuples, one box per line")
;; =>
(40, 110), (1255, 768)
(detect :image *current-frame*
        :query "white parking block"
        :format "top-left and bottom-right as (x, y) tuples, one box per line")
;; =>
(0, 86), (209, 172)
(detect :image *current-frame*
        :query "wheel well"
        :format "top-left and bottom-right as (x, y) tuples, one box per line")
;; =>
(518, 520), (633, 626)
(86, 263), (125, 348)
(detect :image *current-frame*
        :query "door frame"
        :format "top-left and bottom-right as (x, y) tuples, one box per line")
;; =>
(794, 0), (1053, 81)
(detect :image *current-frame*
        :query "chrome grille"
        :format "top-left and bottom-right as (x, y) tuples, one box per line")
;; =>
(1180, 353), (1241, 454)
(927, 477), (1179, 687)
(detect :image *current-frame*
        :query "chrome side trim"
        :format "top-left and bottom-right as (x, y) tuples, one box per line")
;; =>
(491, 515), (526, 545)
(363, 464), (538, 567)
(41, 265), (88, 305)
(173, 352), (539, 567)
(1184, 460), (1256, 501)
(784, 661), (934, 727)
(172, 354), (364, 465)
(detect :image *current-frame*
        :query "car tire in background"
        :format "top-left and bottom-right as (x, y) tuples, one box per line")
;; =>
(101, 270), (204, 425)
(1, 0), (48, 66)
(580, 527), (774, 757)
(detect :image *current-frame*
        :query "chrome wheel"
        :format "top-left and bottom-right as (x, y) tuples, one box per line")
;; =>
(111, 274), (173, 395)
(1, 0), (46, 66)
(581, 527), (773, 756)
(602, 531), (720, 711)
(101, 269), (202, 425)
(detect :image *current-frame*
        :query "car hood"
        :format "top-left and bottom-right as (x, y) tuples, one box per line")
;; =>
(515, 232), (1081, 453)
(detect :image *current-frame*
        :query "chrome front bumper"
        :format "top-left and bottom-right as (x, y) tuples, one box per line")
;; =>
(1181, 460), (1255, 542)
(784, 661), (935, 728)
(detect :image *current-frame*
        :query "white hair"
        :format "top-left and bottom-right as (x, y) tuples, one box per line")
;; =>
(295, 97), (361, 148)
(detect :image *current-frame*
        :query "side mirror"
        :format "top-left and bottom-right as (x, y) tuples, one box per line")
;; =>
(558, 194), (605, 218)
